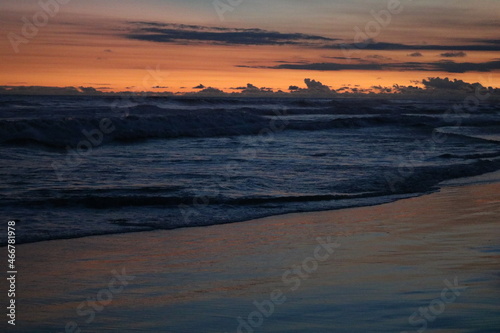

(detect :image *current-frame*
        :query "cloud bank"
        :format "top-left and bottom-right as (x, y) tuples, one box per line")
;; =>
(247, 60), (500, 73)
(440, 51), (467, 58)
(124, 21), (500, 54)
(2, 77), (498, 99)
(126, 22), (337, 46)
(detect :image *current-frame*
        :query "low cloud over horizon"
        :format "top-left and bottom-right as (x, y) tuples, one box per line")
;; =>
(440, 51), (467, 58)
(1, 77), (498, 98)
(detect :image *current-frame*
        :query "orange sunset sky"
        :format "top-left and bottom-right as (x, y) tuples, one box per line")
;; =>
(1, 0), (499, 93)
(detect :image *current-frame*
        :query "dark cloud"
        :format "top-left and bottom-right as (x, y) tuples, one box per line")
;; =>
(186, 87), (226, 96)
(328, 41), (500, 52)
(473, 39), (500, 45)
(0, 85), (178, 96)
(127, 21), (337, 46)
(0, 86), (87, 95)
(323, 56), (363, 61)
(440, 51), (467, 58)
(2, 78), (498, 98)
(408, 52), (423, 57)
(252, 60), (500, 73)
(285, 79), (334, 96)
(125, 22), (500, 54)
(304, 78), (331, 93)
(275, 60), (310, 64)
(193, 84), (205, 89)
(241, 83), (260, 93)
(246, 62), (384, 71)
(422, 77), (482, 91)
(433, 60), (500, 73)
(79, 86), (101, 94)
(371, 85), (392, 93)
(365, 54), (392, 61)
(238, 83), (274, 94)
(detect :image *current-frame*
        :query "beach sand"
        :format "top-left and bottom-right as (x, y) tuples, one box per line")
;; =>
(10, 181), (500, 332)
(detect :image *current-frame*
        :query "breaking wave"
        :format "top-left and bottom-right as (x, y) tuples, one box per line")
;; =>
(1, 106), (498, 148)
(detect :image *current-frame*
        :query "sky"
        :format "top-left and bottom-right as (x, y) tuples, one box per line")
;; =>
(1, 0), (499, 93)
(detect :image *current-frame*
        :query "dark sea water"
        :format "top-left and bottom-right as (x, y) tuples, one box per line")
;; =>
(0, 95), (499, 245)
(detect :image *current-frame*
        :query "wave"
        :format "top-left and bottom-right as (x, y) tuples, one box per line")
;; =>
(2, 192), (381, 209)
(438, 152), (500, 160)
(0, 100), (42, 108)
(4, 159), (499, 211)
(386, 159), (500, 194)
(1, 109), (498, 148)
(435, 126), (500, 143)
(0, 110), (270, 148)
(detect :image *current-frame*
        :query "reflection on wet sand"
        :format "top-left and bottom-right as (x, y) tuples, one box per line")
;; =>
(17, 183), (500, 332)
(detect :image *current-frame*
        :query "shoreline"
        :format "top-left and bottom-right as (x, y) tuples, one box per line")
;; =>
(11, 177), (500, 332)
(6, 190), (423, 247)
(10, 169), (500, 248)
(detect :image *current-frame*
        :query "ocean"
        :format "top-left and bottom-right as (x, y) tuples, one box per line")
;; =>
(1, 95), (499, 245)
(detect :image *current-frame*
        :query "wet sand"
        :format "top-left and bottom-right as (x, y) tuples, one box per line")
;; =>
(10, 181), (500, 332)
